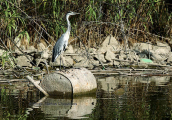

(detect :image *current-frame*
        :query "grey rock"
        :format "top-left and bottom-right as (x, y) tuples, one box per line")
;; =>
(151, 51), (168, 64)
(74, 60), (93, 69)
(107, 61), (113, 66)
(91, 60), (99, 66)
(97, 45), (114, 54)
(94, 53), (106, 63)
(138, 53), (148, 59)
(118, 52), (126, 60)
(50, 55), (73, 67)
(105, 49), (115, 62)
(35, 58), (47, 66)
(16, 56), (32, 67)
(50, 55), (66, 66)
(14, 36), (21, 48)
(97, 46), (107, 54)
(89, 48), (96, 54)
(0, 49), (7, 56)
(167, 52), (172, 63)
(65, 56), (73, 67)
(20, 45), (26, 50)
(113, 60), (120, 66)
(37, 43), (46, 52)
(41, 49), (49, 59)
(133, 43), (152, 51)
(152, 42), (171, 56)
(151, 76), (170, 86)
(14, 45), (26, 55)
(129, 51), (139, 61)
(65, 45), (74, 54)
(73, 56), (85, 63)
(27, 46), (36, 52)
(102, 35), (119, 47)
(153, 46), (170, 56)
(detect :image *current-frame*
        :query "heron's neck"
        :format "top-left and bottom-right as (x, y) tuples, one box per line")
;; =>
(66, 15), (71, 34)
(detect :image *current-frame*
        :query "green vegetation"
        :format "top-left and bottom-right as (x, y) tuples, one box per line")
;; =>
(0, 0), (171, 69)
(0, 50), (15, 70)
(0, 0), (171, 47)
(0, 86), (28, 119)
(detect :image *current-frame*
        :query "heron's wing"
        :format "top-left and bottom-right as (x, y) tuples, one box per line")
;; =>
(52, 34), (67, 62)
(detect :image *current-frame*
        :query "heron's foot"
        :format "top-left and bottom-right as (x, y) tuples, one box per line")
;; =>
(57, 66), (69, 73)
(59, 69), (69, 73)
(62, 66), (70, 73)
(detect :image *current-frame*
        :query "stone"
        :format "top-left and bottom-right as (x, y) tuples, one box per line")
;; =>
(138, 53), (148, 59)
(151, 53), (164, 61)
(107, 61), (113, 66)
(153, 46), (170, 55)
(91, 60), (99, 66)
(41, 49), (49, 59)
(157, 41), (170, 47)
(65, 45), (74, 54)
(50, 55), (73, 67)
(167, 52), (172, 63)
(74, 59), (93, 69)
(118, 52), (126, 60)
(129, 51), (139, 61)
(0, 49), (7, 56)
(97, 46), (107, 54)
(94, 53), (106, 63)
(20, 45), (26, 50)
(74, 48), (82, 54)
(37, 43), (46, 52)
(105, 49), (115, 62)
(14, 36), (21, 48)
(151, 51), (168, 64)
(14, 50), (22, 55)
(151, 76), (170, 86)
(97, 45), (114, 54)
(102, 35), (119, 47)
(35, 58), (47, 66)
(50, 55), (66, 66)
(16, 56), (32, 67)
(89, 48), (96, 54)
(113, 60), (120, 66)
(65, 56), (73, 67)
(27, 46), (36, 52)
(72, 56), (85, 63)
(152, 42), (171, 55)
(14, 44), (26, 55)
(133, 43), (152, 51)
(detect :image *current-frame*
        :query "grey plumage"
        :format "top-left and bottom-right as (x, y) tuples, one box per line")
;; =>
(52, 11), (79, 62)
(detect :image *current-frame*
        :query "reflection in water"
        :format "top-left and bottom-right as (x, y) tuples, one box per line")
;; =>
(95, 76), (172, 119)
(1, 76), (172, 119)
(32, 96), (96, 119)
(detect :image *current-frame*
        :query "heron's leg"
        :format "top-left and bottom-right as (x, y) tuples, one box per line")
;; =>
(61, 54), (66, 71)
(60, 55), (62, 71)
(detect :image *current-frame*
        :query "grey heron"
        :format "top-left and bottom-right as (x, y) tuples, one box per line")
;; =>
(52, 11), (79, 65)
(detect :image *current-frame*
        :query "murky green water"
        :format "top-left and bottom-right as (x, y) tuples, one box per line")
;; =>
(1, 76), (172, 119)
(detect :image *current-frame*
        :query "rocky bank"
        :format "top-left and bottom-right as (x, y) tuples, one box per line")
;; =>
(2, 35), (172, 70)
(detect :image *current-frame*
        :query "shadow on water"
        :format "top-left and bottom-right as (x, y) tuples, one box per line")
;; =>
(1, 75), (172, 119)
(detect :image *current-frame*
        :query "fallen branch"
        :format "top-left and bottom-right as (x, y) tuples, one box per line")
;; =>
(26, 75), (49, 96)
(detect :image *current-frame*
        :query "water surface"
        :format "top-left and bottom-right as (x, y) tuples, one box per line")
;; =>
(0, 75), (172, 119)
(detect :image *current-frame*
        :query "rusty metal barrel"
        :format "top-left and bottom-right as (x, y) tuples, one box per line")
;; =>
(40, 68), (97, 96)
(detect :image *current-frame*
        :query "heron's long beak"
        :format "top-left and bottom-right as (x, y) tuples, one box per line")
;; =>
(73, 12), (80, 14)
(74, 12), (80, 15)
